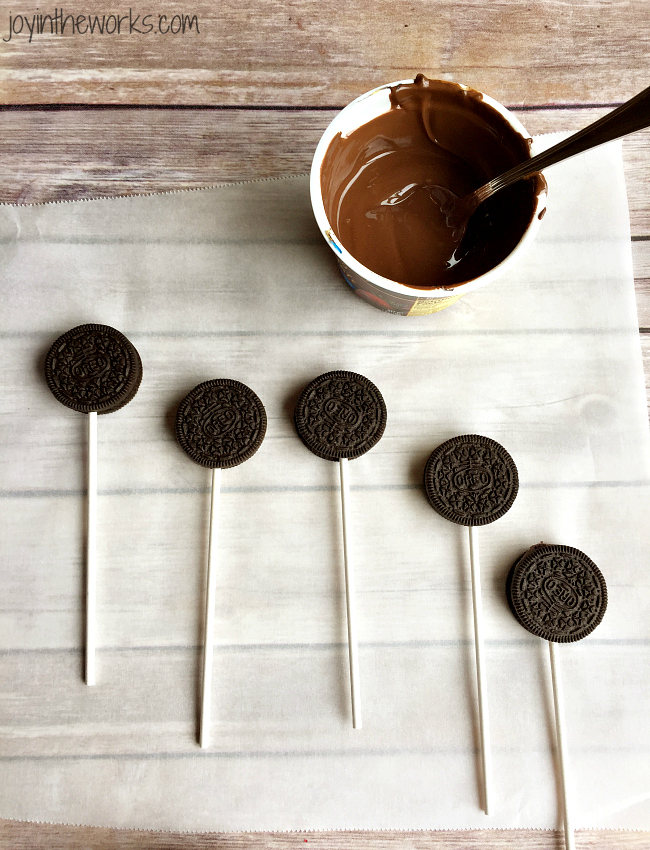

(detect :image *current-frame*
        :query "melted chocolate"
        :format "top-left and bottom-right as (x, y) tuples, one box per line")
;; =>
(320, 75), (545, 289)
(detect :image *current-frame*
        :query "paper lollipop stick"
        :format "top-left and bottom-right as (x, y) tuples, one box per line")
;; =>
(86, 411), (97, 685)
(506, 544), (608, 850)
(45, 324), (143, 686)
(175, 379), (266, 748)
(468, 524), (490, 811)
(294, 370), (387, 729)
(548, 640), (573, 850)
(339, 455), (361, 727)
(424, 434), (519, 815)
(201, 466), (221, 748)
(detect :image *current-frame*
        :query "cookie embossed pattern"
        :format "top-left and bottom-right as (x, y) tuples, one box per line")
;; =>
(293, 370), (387, 461)
(507, 544), (608, 643)
(44, 323), (142, 414)
(176, 378), (267, 469)
(423, 434), (519, 526)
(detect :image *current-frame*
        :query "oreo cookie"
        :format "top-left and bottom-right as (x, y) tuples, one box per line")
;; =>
(45, 323), (142, 414)
(424, 434), (518, 526)
(506, 544), (607, 643)
(176, 379), (266, 469)
(294, 370), (387, 461)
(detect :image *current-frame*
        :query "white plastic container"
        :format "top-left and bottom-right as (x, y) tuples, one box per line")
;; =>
(310, 79), (547, 316)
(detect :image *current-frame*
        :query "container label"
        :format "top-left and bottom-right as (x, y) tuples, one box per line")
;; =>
(338, 259), (463, 316)
(408, 294), (464, 315)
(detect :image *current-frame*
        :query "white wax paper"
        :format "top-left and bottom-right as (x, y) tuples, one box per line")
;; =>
(0, 137), (649, 831)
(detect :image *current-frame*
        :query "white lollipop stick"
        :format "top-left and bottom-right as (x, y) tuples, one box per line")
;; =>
(339, 457), (362, 729)
(468, 524), (492, 815)
(549, 640), (575, 850)
(200, 467), (221, 748)
(86, 411), (97, 687)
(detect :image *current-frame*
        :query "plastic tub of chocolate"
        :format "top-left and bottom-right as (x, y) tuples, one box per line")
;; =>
(311, 76), (547, 316)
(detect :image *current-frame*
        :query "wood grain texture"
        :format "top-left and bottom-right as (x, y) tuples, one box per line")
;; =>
(638, 276), (650, 328)
(0, 107), (647, 228)
(1, 822), (649, 850)
(642, 332), (650, 398)
(0, 0), (649, 106)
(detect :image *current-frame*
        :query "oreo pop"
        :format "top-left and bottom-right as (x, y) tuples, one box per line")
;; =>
(294, 371), (387, 729)
(176, 379), (267, 469)
(44, 324), (143, 686)
(506, 544), (607, 850)
(424, 434), (519, 527)
(423, 434), (519, 815)
(45, 323), (142, 414)
(176, 379), (266, 748)
(507, 544), (607, 643)
(294, 370), (386, 461)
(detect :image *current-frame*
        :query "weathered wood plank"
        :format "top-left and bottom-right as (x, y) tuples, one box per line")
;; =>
(622, 131), (650, 236)
(1, 822), (649, 850)
(642, 332), (650, 397)
(0, 107), (648, 233)
(0, 108), (328, 203)
(0, 0), (649, 106)
(637, 276), (650, 329)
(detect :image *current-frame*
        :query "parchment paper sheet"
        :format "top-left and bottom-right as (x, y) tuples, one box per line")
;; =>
(0, 137), (649, 831)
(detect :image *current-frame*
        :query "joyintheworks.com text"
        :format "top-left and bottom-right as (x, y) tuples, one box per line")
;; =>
(3, 8), (200, 42)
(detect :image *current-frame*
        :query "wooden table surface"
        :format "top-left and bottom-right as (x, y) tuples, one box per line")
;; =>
(1, 0), (649, 846)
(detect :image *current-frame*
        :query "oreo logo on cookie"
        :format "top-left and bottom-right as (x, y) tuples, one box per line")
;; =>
(70, 346), (111, 381)
(506, 543), (607, 643)
(202, 401), (239, 438)
(453, 465), (493, 493)
(45, 324), (142, 414)
(424, 434), (518, 526)
(176, 379), (266, 469)
(540, 574), (579, 614)
(323, 397), (362, 430)
(294, 370), (387, 461)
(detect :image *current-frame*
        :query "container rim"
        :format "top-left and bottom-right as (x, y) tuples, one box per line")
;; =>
(309, 78), (547, 299)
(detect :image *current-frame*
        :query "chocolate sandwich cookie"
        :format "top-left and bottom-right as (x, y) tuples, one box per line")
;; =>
(45, 323), (142, 414)
(176, 379), (267, 469)
(506, 543), (607, 643)
(424, 434), (518, 526)
(294, 370), (387, 461)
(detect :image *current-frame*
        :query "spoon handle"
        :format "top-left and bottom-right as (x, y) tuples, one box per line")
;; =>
(476, 84), (650, 202)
